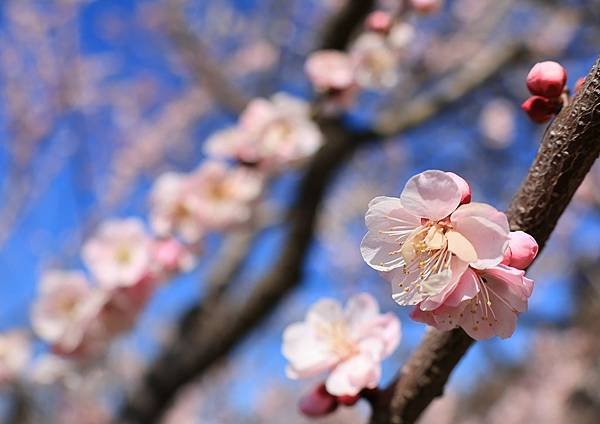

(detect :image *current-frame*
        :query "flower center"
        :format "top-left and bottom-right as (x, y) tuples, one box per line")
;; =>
(316, 321), (358, 360)
(115, 246), (132, 265)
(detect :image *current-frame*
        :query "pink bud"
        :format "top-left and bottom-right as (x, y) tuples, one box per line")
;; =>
(526, 61), (567, 98)
(366, 11), (393, 33)
(410, 0), (443, 14)
(521, 96), (561, 123)
(575, 77), (586, 94)
(446, 172), (471, 204)
(503, 231), (539, 270)
(337, 394), (361, 406)
(298, 384), (338, 417)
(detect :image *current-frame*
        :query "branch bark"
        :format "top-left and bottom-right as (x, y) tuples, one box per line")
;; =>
(369, 56), (600, 424)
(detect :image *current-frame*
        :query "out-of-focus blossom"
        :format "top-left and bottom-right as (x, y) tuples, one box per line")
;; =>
(366, 11), (393, 34)
(410, 0), (443, 14)
(411, 263), (533, 339)
(387, 22), (415, 50)
(282, 293), (400, 396)
(31, 271), (99, 354)
(479, 99), (515, 149)
(82, 218), (152, 289)
(527, 61), (567, 99)
(149, 172), (206, 244)
(0, 330), (30, 385)
(184, 161), (263, 231)
(521, 96), (561, 124)
(351, 33), (399, 89)
(361, 170), (509, 310)
(305, 50), (355, 93)
(502, 231), (539, 270)
(205, 94), (323, 171)
(29, 354), (74, 385)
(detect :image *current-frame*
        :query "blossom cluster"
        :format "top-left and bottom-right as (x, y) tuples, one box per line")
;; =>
(361, 170), (537, 340)
(305, 2), (444, 110)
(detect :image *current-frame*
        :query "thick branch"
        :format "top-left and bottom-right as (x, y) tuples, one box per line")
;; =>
(370, 56), (600, 424)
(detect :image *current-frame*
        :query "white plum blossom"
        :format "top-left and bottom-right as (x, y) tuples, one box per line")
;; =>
(350, 33), (399, 89)
(361, 170), (510, 310)
(31, 271), (100, 354)
(82, 218), (152, 289)
(282, 293), (400, 396)
(205, 93), (323, 171)
(185, 161), (264, 231)
(149, 172), (206, 244)
(0, 330), (30, 385)
(305, 50), (356, 93)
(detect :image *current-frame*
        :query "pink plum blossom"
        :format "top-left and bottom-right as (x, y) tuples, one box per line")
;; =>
(366, 11), (393, 34)
(502, 230), (539, 270)
(282, 293), (400, 396)
(361, 170), (510, 310)
(149, 172), (206, 243)
(0, 330), (30, 385)
(150, 238), (196, 277)
(82, 218), (152, 289)
(305, 50), (355, 92)
(187, 161), (263, 230)
(411, 263), (534, 339)
(31, 271), (100, 354)
(350, 33), (399, 89)
(205, 93), (323, 171)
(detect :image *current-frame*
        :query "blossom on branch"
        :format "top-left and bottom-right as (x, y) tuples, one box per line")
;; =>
(361, 170), (509, 310)
(205, 94), (323, 171)
(82, 218), (152, 290)
(282, 293), (400, 397)
(522, 61), (568, 123)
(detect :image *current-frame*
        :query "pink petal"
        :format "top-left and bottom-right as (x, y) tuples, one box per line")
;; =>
(400, 170), (462, 220)
(325, 354), (381, 396)
(451, 202), (509, 269)
(282, 323), (337, 378)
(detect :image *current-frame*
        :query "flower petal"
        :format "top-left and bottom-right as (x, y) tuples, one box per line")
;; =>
(325, 354), (381, 396)
(451, 202), (509, 269)
(400, 170), (462, 220)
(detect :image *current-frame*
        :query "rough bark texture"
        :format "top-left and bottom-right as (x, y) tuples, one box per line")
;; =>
(369, 57), (600, 424)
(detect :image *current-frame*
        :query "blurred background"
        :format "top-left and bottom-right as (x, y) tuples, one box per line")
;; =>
(1, 0), (600, 423)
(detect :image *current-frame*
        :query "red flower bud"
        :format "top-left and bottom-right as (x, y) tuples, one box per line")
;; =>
(526, 61), (567, 98)
(521, 95), (561, 124)
(366, 11), (393, 33)
(298, 384), (338, 418)
(337, 394), (361, 406)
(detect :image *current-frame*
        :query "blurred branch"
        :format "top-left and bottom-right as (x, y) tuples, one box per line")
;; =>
(164, 0), (251, 113)
(319, 0), (377, 50)
(369, 55), (600, 424)
(376, 39), (525, 136)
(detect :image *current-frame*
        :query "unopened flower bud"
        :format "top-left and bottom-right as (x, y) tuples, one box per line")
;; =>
(502, 231), (538, 269)
(366, 11), (393, 33)
(298, 383), (338, 417)
(446, 172), (471, 204)
(521, 95), (561, 123)
(526, 61), (567, 98)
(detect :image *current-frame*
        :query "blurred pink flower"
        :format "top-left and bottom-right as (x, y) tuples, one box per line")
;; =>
(149, 172), (206, 244)
(305, 50), (355, 92)
(282, 293), (400, 396)
(350, 33), (398, 88)
(411, 263), (533, 339)
(361, 170), (509, 309)
(205, 93), (323, 171)
(82, 218), (152, 289)
(31, 271), (100, 354)
(150, 238), (196, 277)
(0, 330), (30, 385)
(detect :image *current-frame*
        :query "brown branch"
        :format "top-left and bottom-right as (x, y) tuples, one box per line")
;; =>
(319, 0), (377, 50)
(369, 56), (600, 424)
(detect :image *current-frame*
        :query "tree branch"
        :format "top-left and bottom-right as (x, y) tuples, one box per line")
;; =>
(369, 56), (600, 424)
